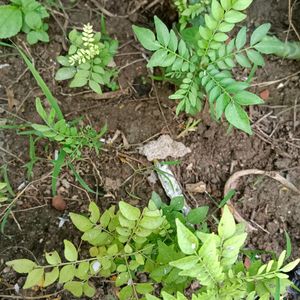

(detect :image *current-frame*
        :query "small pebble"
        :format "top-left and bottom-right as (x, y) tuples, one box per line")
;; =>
(52, 194), (67, 211)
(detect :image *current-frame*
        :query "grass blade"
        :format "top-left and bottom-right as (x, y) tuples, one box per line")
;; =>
(52, 150), (66, 196)
(68, 162), (96, 194)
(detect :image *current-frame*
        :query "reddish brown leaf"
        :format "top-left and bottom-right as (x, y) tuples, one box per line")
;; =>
(259, 89), (270, 100)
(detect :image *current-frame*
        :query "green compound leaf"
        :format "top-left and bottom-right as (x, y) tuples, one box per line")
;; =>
(225, 102), (252, 134)
(64, 240), (78, 262)
(176, 219), (199, 254)
(83, 282), (96, 297)
(89, 79), (102, 94)
(59, 265), (76, 283)
(250, 23), (271, 46)
(170, 255), (199, 270)
(232, 0), (254, 11)
(154, 15), (170, 47)
(70, 73), (88, 88)
(218, 205), (236, 239)
(55, 67), (76, 81)
(119, 201), (141, 221)
(24, 11), (42, 29)
(89, 202), (100, 223)
(136, 283), (154, 294)
(64, 281), (83, 297)
(6, 259), (37, 273)
(43, 267), (59, 287)
(132, 25), (160, 51)
(211, 0), (224, 20)
(280, 259), (300, 273)
(69, 213), (94, 232)
(76, 261), (90, 280)
(45, 251), (61, 265)
(147, 49), (168, 67)
(235, 26), (247, 50)
(246, 49), (265, 66)
(0, 5), (22, 39)
(57, 56), (70, 66)
(234, 91), (264, 105)
(23, 268), (44, 289)
(187, 206), (209, 224)
(224, 10), (246, 24)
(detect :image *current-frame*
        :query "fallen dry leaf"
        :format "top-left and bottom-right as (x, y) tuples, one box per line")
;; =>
(186, 181), (206, 194)
(6, 88), (17, 111)
(52, 194), (67, 211)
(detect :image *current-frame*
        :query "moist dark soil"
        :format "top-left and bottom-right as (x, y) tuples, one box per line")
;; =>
(0, 0), (300, 299)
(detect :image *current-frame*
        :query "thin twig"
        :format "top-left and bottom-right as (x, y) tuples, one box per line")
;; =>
(251, 70), (300, 87)
(224, 169), (300, 231)
(0, 146), (25, 164)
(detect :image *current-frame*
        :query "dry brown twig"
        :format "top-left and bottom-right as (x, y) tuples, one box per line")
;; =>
(90, 0), (149, 18)
(224, 169), (300, 232)
(287, 0), (300, 41)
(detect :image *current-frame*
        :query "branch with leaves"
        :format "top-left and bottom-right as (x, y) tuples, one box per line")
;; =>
(133, 0), (276, 134)
(6, 194), (299, 299)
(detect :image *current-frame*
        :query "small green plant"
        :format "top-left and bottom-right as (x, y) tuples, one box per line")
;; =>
(132, 0), (279, 134)
(6, 192), (299, 299)
(0, 42), (107, 195)
(255, 36), (300, 61)
(27, 97), (107, 195)
(173, 0), (212, 30)
(0, 0), (49, 44)
(55, 22), (118, 94)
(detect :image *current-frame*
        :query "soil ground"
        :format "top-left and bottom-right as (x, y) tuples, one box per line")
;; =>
(0, 0), (300, 299)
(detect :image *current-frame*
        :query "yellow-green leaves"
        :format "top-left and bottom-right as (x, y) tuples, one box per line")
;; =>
(64, 240), (78, 262)
(211, 0), (224, 20)
(59, 265), (75, 283)
(225, 102), (252, 134)
(43, 267), (59, 287)
(6, 259), (36, 273)
(232, 0), (253, 11)
(119, 201), (141, 221)
(0, 5), (22, 39)
(218, 205), (236, 240)
(69, 213), (94, 232)
(176, 219), (199, 254)
(170, 256), (199, 270)
(132, 25), (160, 51)
(23, 268), (44, 289)
(89, 202), (100, 223)
(250, 23), (271, 46)
(46, 251), (61, 265)
(64, 281), (83, 297)
(154, 16), (170, 47)
(280, 258), (300, 273)
(0, 2), (49, 44)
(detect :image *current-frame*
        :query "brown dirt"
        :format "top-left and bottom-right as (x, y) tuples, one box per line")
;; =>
(0, 0), (300, 299)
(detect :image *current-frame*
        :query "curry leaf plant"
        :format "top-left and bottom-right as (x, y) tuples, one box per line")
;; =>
(0, 0), (49, 44)
(173, 0), (212, 31)
(55, 22), (118, 94)
(132, 0), (273, 134)
(6, 194), (299, 299)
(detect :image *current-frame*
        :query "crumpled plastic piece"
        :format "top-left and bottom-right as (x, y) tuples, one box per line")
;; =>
(154, 161), (190, 215)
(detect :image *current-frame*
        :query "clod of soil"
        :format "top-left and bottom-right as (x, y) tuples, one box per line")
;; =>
(51, 194), (67, 211)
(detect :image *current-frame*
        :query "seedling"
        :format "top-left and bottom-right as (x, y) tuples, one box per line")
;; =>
(132, 0), (279, 134)
(6, 194), (299, 299)
(0, 42), (107, 196)
(55, 22), (118, 94)
(0, 0), (49, 44)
